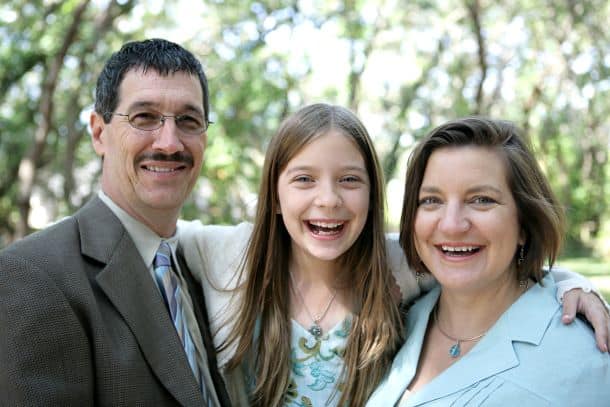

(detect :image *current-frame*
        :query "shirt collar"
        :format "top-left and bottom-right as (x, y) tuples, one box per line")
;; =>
(97, 190), (179, 268)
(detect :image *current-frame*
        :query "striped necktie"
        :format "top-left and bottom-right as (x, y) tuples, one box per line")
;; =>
(153, 241), (210, 403)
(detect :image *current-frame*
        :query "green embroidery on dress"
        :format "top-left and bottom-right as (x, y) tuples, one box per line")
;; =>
(299, 396), (313, 407)
(286, 318), (352, 405)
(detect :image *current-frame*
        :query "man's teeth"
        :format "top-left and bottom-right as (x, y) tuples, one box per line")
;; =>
(146, 166), (176, 173)
(441, 245), (477, 253)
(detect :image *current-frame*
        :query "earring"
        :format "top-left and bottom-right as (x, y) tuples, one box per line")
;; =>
(415, 259), (426, 283)
(517, 245), (528, 287)
(517, 245), (525, 266)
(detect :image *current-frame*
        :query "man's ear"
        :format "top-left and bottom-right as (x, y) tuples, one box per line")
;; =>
(90, 112), (106, 157)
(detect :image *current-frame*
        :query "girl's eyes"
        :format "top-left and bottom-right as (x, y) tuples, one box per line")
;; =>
(291, 175), (364, 184)
(340, 175), (362, 183)
(293, 175), (314, 183)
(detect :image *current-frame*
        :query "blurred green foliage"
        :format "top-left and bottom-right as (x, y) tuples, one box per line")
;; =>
(1, 0), (609, 259)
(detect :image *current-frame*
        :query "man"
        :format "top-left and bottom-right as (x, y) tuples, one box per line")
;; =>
(0, 39), (231, 406)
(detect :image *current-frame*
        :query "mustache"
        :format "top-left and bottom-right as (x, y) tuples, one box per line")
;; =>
(135, 152), (194, 166)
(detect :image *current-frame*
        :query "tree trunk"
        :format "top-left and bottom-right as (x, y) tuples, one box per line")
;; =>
(15, 0), (90, 238)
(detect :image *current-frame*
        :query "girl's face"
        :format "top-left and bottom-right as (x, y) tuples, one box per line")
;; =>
(277, 131), (371, 269)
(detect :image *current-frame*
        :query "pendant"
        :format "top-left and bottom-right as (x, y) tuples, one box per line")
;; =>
(449, 342), (461, 358)
(309, 324), (323, 338)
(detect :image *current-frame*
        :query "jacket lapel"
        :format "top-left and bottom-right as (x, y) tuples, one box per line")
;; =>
(405, 276), (558, 406)
(76, 197), (204, 407)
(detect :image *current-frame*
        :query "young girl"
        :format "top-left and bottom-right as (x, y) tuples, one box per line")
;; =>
(223, 103), (402, 406)
(178, 105), (609, 406)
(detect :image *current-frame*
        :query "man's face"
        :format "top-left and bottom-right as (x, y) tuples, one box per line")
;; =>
(91, 69), (206, 236)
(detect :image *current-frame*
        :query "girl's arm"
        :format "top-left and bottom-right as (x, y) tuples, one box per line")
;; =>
(552, 266), (610, 352)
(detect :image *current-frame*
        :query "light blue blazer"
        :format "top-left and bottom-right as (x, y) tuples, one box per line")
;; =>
(367, 274), (610, 406)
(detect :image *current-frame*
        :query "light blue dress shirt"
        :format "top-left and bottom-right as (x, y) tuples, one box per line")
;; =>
(367, 274), (610, 406)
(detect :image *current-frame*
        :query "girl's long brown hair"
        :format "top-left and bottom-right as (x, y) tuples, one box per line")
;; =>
(223, 104), (403, 406)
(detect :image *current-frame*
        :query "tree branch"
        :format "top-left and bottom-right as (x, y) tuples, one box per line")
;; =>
(15, 0), (91, 238)
(465, 0), (487, 114)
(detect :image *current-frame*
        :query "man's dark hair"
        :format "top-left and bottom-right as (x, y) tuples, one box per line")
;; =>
(94, 38), (210, 124)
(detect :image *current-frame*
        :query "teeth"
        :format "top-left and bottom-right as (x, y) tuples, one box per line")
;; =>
(441, 245), (477, 252)
(146, 166), (175, 173)
(309, 221), (343, 228)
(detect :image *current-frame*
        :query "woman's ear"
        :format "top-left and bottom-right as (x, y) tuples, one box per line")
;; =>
(518, 228), (526, 246)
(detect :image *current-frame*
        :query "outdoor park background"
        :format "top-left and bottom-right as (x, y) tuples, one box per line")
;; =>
(1, 0), (609, 300)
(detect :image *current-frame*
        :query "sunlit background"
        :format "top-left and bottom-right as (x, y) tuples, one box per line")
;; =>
(1, 0), (609, 272)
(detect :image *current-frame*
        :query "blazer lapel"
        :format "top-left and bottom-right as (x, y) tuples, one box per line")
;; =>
(405, 276), (558, 406)
(406, 330), (519, 406)
(76, 197), (204, 407)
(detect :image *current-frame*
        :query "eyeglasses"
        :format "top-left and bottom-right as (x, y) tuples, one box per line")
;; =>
(107, 111), (211, 135)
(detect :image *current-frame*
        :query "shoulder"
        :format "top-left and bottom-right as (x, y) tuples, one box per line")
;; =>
(178, 220), (252, 252)
(502, 282), (610, 401)
(0, 216), (79, 272)
(178, 220), (252, 288)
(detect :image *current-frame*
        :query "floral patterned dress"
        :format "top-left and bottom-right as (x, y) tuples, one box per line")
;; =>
(283, 318), (351, 407)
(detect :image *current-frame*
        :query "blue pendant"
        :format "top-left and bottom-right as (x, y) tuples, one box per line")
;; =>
(309, 324), (323, 338)
(449, 343), (461, 358)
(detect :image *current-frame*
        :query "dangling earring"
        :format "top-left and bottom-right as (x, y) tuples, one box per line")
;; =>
(517, 245), (525, 266)
(415, 259), (425, 283)
(517, 245), (528, 287)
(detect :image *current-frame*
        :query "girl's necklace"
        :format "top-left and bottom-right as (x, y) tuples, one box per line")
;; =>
(290, 272), (337, 339)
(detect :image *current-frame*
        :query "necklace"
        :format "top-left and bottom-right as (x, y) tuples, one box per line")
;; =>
(435, 280), (531, 358)
(290, 272), (337, 339)
(434, 306), (486, 358)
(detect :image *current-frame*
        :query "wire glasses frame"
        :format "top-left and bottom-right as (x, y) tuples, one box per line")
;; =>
(107, 111), (212, 135)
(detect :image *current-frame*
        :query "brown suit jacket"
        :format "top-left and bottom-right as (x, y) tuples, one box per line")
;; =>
(0, 197), (231, 406)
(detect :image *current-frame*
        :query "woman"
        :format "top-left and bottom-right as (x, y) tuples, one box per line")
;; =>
(367, 117), (610, 405)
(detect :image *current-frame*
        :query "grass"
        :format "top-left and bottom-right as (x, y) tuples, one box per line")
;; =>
(557, 257), (610, 303)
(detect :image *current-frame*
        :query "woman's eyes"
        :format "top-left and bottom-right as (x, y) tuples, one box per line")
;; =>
(418, 196), (441, 206)
(417, 196), (498, 206)
(470, 196), (498, 205)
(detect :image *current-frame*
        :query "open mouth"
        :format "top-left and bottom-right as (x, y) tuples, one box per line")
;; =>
(306, 221), (345, 236)
(438, 245), (481, 256)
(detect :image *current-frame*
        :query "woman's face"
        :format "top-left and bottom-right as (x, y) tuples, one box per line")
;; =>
(414, 146), (523, 294)
(276, 130), (371, 269)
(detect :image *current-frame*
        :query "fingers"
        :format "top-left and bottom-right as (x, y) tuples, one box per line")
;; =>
(584, 305), (609, 353)
(561, 289), (578, 324)
(561, 289), (609, 352)
(576, 292), (610, 353)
